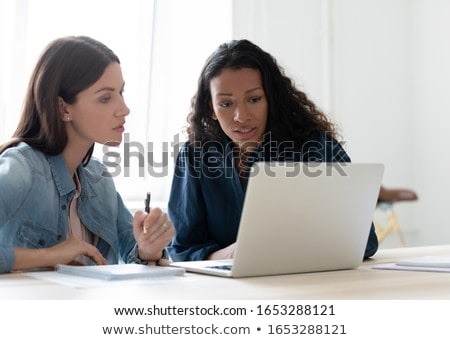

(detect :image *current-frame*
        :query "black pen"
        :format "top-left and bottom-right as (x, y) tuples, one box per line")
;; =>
(144, 192), (151, 234)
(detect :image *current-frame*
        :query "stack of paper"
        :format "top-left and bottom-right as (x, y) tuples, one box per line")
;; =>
(373, 256), (450, 273)
(55, 263), (185, 280)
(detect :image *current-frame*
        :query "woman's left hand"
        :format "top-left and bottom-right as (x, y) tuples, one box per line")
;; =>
(132, 207), (175, 261)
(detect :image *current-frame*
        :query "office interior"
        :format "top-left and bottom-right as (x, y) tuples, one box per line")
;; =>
(0, 0), (448, 250)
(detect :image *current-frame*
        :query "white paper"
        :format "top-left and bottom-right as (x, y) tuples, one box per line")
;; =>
(373, 256), (450, 273)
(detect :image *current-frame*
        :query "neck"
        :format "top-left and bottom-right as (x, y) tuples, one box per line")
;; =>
(62, 141), (92, 177)
(235, 140), (260, 155)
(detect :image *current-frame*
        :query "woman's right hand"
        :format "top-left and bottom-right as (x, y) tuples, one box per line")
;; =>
(47, 237), (107, 266)
(13, 237), (107, 271)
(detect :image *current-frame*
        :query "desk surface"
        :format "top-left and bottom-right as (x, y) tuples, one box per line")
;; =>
(2, 245), (450, 300)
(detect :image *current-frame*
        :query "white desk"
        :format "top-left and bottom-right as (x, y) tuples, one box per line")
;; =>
(2, 245), (450, 300)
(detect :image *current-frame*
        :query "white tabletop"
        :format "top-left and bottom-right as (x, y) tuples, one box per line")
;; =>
(2, 245), (450, 300)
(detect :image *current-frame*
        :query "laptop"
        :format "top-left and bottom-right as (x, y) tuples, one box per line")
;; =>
(170, 162), (384, 278)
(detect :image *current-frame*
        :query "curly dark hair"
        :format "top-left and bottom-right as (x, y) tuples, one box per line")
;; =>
(187, 39), (339, 144)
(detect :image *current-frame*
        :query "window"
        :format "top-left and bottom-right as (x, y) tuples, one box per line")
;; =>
(0, 0), (232, 208)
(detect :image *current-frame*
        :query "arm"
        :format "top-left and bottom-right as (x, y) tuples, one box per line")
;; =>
(13, 239), (107, 270)
(0, 148), (106, 273)
(167, 144), (223, 261)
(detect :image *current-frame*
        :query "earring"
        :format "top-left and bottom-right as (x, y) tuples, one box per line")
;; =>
(64, 115), (71, 121)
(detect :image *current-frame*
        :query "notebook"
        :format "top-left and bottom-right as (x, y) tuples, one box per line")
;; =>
(373, 256), (450, 273)
(56, 263), (185, 280)
(171, 162), (384, 278)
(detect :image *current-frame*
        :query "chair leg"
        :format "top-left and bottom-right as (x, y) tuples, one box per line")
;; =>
(374, 203), (405, 247)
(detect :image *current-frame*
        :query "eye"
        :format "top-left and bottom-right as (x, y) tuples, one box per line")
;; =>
(100, 96), (111, 103)
(248, 96), (262, 104)
(218, 101), (232, 108)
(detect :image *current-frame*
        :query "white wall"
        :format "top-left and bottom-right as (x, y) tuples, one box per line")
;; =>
(232, 0), (450, 248)
(411, 0), (450, 246)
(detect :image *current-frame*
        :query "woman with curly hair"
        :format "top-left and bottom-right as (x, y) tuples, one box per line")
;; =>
(167, 39), (378, 262)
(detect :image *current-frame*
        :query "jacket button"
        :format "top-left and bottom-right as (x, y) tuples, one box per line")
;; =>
(56, 235), (62, 241)
(61, 205), (67, 210)
(38, 239), (45, 246)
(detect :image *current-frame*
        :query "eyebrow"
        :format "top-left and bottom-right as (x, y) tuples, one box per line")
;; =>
(94, 87), (115, 93)
(215, 86), (263, 97)
(94, 82), (126, 94)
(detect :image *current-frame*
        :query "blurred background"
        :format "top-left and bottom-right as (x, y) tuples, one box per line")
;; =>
(1, 0), (448, 248)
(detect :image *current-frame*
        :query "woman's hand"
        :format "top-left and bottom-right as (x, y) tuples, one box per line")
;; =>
(133, 207), (175, 262)
(13, 237), (107, 271)
(207, 243), (236, 260)
(47, 237), (107, 266)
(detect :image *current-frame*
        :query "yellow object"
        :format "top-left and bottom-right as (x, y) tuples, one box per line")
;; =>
(373, 202), (405, 247)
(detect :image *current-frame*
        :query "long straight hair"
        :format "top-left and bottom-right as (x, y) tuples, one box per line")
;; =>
(0, 36), (120, 165)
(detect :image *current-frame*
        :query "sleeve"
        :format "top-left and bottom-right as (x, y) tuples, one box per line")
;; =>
(167, 144), (222, 261)
(114, 190), (139, 264)
(0, 151), (33, 273)
(363, 227), (378, 258)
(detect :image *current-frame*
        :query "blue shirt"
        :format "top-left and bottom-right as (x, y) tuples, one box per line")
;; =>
(167, 133), (378, 261)
(0, 142), (141, 273)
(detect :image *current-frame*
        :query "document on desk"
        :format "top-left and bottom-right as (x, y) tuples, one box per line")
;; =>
(55, 263), (185, 280)
(373, 256), (450, 273)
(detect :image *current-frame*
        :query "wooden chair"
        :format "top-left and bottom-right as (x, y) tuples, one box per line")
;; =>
(373, 187), (418, 246)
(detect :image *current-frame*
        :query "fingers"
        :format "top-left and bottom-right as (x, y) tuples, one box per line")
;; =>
(50, 237), (107, 266)
(83, 243), (107, 265)
(147, 217), (174, 244)
(157, 258), (172, 266)
(69, 238), (107, 265)
(135, 207), (173, 241)
(207, 243), (236, 260)
(133, 210), (147, 233)
(133, 208), (175, 262)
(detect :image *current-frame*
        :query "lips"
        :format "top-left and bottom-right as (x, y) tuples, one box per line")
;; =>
(232, 126), (257, 140)
(113, 121), (126, 133)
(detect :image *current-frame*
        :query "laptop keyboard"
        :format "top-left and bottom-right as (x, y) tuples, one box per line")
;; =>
(207, 265), (232, 271)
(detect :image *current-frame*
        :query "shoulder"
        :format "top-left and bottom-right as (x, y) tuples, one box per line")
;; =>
(1, 141), (42, 160)
(174, 139), (232, 179)
(176, 139), (230, 164)
(0, 143), (44, 194)
(83, 156), (112, 179)
(0, 142), (48, 174)
(300, 133), (351, 162)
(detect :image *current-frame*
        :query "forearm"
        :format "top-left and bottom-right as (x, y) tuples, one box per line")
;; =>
(13, 248), (55, 271)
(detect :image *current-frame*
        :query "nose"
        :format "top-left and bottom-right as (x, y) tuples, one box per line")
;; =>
(116, 97), (130, 117)
(233, 104), (251, 123)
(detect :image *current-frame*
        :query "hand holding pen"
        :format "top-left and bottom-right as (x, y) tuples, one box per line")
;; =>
(131, 192), (175, 262)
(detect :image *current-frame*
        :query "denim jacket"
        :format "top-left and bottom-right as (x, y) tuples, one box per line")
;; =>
(0, 142), (140, 273)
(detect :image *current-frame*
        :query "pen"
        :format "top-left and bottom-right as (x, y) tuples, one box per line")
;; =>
(144, 192), (151, 234)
